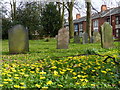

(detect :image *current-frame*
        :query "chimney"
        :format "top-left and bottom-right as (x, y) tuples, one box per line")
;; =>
(76, 14), (81, 19)
(101, 5), (107, 12)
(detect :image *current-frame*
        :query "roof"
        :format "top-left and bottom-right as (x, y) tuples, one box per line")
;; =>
(64, 6), (120, 25)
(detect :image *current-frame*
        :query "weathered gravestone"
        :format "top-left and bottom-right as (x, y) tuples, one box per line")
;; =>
(57, 28), (69, 49)
(100, 22), (113, 48)
(82, 32), (88, 44)
(74, 35), (80, 43)
(93, 31), (101, 43)
(8, 25), (29, 54)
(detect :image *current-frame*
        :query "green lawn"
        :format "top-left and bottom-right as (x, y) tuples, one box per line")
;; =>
(1, 39), (120, 88)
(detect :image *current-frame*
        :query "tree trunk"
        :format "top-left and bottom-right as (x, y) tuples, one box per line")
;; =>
(86, 1), (91, 43)
(68, 2), (74, 39)
(61, 2), (64, 27)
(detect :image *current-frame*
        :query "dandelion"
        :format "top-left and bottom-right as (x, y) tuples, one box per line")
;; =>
(101, 70), (107, 74)
(0, 84), (3, 87)
(14, 85), (20, 88)
(24, 74), (29, 77)
(72, 77), (77, 79)
(40, 76), (45, 79)
(40, 72), (46, 75)
(14, 77), (19, 79)
(46, 81), (53, 85)
(35, 84), (41, 88)
(58, 84), (63, 87)
(51, 66), (57, 69)
(20, 86), (26, 89)
(91, 84), (95, 87)
(20, 82), (25, 85)
(75, 82), (80, 85)
(3, 82), (8, 84)
(53, 71), (58, 76)
(42, 86), (48, 89)
(60, 71), (64, 74)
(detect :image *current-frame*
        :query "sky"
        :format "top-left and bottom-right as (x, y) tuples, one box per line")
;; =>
(2, 0), (120, 19)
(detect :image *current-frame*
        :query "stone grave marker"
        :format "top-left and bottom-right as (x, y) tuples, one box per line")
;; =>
(74, 35), (80, 43)
(82, 32), (88, 44)
(100, 22), (113, 48)
(8, 24), (29, 54)
(93, 31), (101, 43)
(57, 28), (69, 49)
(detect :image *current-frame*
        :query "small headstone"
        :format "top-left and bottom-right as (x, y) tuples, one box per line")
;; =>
(93, 31), (101, 43)
(100, 22), (113, 48)
(82, 32), (88, 44)
(74, 35), (80, 43)
(57, 28), (69, 49)
(8, 25), (29, 54)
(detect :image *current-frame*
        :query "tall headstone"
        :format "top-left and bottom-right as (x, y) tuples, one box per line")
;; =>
(74, 35), (80, 43)
(93, 31), (101, 43)
(8, 25), (29, 54)
(82, 32), (88, 44)
(57, 28), (69, 49)
(100, 22), (113, 48)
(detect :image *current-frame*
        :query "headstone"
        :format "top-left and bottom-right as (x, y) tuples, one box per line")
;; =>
(57, 28), (69, 49)
(93, 31), (101, 43)
(74, 35), (80, 43)
(8, 25), (29, 54)
(82, 32), (88, 44)
(100, 22), (113, 48)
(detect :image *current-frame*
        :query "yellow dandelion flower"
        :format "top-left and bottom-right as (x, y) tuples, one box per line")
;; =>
(14, 77), (19, 79)
(14, 85), (20, 88)
(40, 72), (46, 74)
(75, 82), (80, 85)
(46, 81), (53, 85)
(20, 86), (26, 89)
(72, 77), (77, 79)
(101, 70), (107, 74)
(3, 82), (8, 84)
(91, 84), (95, 87)
(20, 82), (25, 85)
(42, 86), (48, 89)
(40, 76), (45, 79)
(60, 71), (64, 74)
(51, 66), (57, 69)
(0, 84), (3, 87)
(58, 84), (63, 87)
(35, 84), (41, 88)
(24, 74), (29, 77)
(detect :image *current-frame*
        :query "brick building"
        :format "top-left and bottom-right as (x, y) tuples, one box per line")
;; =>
(65, 5), (120, 40)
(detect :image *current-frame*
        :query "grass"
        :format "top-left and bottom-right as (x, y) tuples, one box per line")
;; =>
(1, 38), (120, 89)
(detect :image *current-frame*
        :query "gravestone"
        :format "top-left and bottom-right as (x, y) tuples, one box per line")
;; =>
(74, 35), (80, 43)
(8, 25), (29, 54)
(100, 22), (113, 48)
(82, 32), (88, 44)
(90, 36), (93, 43)
(93, 32), (101, 43)
(57, 28), (69, 49)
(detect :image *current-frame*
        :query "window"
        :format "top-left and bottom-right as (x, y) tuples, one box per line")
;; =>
(106, 18), (110, 24)
(74, 24), (78, 32)
(79, 23), (83, 37)
(93, 20), (98, 28)
(116, 29), (120, 37)
(116, 16), (120, 25)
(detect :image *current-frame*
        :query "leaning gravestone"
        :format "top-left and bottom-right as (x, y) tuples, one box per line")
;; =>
(100, 22), (113, 48)
(8, 25), (29, 54)
(57, 28), (69, 49)
(74, 35), (80, 43)
(82, 32), (88, 44)
(93, 32), (101, 43)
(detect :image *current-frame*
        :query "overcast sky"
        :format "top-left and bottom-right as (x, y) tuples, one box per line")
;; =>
(2, 0), (120, 19)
